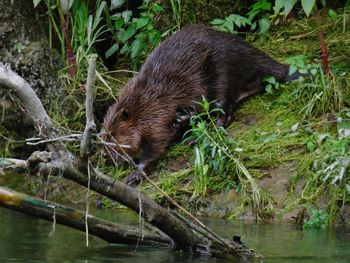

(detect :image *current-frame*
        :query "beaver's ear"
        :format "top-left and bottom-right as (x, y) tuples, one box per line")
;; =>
(121, 108), (130, 121)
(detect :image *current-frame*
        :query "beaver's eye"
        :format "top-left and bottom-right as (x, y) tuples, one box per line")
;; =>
(121, 109), (130, 120)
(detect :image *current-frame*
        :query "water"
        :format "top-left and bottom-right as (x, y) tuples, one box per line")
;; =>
(0, 208), (350, 263)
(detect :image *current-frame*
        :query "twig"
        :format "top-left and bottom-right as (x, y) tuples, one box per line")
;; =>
(80, 55), (97, 159)
(26, 134), (82, 145)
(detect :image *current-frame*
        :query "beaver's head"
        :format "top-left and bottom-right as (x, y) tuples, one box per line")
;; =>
(101, 99), (142, 162)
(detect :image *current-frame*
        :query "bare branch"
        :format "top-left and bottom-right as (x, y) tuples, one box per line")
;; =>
(0, 63), (67, 154)
(80, 55), (97, 159)
(0, 158), (27, 174)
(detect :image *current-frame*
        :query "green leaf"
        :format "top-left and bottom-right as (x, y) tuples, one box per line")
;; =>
(148, 30), (161, 45)
(105, 43), (119, 58)
(258, 17), (270, 34)
(266, 84), (273, 94)
(264, 76), (276, 84)
(122, 10), (132, 23)
(119, 25), (136, 42)
(274, 0), (285, 12)
(306, 141), (315, 152)
(210, 19), (225, 25)
(151, 3), (164, 13)
(328, 9), (337, 20)
(111, 0), (125, 10)
(289, 65), (298, 76)
(135, 17), (150, 30)
(33, 0), (42, 7)
(113, 16), (124, 29)
(130, 39), (145, 59)
(284, 0), (297, 17)
(301, 0), (316, 17)
(120, 43), (129, 55)
(223, 20), (234, 33)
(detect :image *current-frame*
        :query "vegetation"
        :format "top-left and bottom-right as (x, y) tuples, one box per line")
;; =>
(1, 0), (350, 224)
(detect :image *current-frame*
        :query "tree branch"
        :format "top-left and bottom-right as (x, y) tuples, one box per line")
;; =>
(0, 186), (172, 245)
(0, 63), (68, 155)
(80, 55), (97, 159)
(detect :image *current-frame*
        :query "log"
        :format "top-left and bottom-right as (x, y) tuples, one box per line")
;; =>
(0, 186), (171, 245)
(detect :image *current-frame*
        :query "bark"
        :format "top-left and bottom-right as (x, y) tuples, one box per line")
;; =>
(0, 186), (171, 245)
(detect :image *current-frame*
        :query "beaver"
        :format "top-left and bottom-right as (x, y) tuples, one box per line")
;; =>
(102, 25), (301, 177)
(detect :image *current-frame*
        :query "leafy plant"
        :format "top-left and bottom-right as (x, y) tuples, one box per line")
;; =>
(247, 0), (272, 34)
(210, 14), (252, 34)
(263, 76), (280, 94)
(303, 207), (329, 229)
(105, 0), (163, 69)
(184, 99), (273, 218)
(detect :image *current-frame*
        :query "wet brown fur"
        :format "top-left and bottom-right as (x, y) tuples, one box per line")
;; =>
(102, 25), (297, 169)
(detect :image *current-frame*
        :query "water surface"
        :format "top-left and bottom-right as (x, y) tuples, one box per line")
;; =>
(0, 208), (349, 263)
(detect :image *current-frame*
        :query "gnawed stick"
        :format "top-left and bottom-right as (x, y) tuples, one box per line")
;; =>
(80, 55), (97, 159)
(0, 186), (172, 245)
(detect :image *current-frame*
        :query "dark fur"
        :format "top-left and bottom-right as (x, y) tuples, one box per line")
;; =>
(102, 25), (297, 169)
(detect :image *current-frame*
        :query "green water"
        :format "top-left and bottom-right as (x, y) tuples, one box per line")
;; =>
(0, 208), (349, 263)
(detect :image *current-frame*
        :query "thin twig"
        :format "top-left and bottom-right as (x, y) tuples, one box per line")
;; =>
(26, 134), (82, 145)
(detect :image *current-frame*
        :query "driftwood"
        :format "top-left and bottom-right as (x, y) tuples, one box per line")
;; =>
(0, 61), (256, 258)
(0, 186), (171, 245)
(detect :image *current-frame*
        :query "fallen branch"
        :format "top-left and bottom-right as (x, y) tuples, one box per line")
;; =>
(0, 158), (27, 174)
(0, 186), (171, 245)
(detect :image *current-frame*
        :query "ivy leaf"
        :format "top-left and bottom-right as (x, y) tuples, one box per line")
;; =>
(301, 0), (316, 17)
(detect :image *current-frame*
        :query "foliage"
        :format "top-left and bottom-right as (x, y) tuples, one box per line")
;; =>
(209, 0), (272, 35)
(273, 0), (320, 18)
(303, 207), (329, 229)
(184, 98), (274, 218)
(210, 14), (252, 34)
(104, 0), (163, 69)
(33, 0), (163, 71)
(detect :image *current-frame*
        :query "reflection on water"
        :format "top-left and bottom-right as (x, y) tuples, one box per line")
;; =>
(0, 208), (350, 263)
